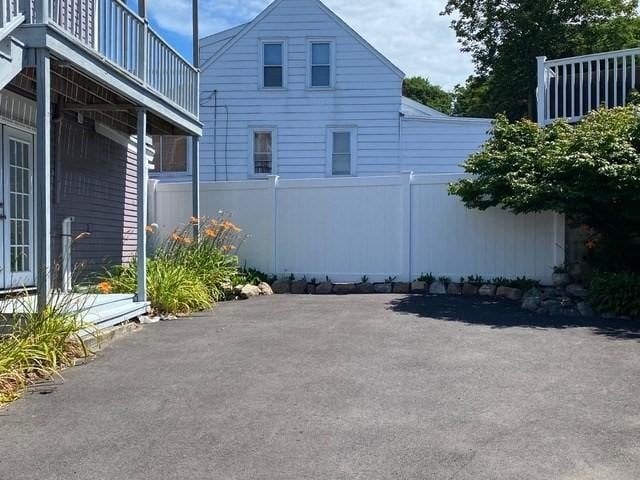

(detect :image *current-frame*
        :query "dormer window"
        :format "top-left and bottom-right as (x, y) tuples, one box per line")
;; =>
(308, 39), (334, 88)
(261, 40), (287, 89)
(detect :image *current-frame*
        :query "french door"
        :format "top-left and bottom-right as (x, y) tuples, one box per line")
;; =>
(0, 126), (35, 290)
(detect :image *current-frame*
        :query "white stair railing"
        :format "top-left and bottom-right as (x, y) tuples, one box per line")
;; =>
(537, 48), (640, 125)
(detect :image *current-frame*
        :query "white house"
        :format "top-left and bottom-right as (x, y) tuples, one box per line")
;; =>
(173, 0), (492, 182)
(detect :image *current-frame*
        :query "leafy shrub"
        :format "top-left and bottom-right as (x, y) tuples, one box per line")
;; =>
(238, 267), (272, 286)
(589, 272), (640, 318)
(491, 276), (540, 290)
(466, 274), (484, 285)
(0, 293), (89, 405)
(437, 276), (451, 284)
(106, 258), (211, 314)
(417, 272), (435, 283)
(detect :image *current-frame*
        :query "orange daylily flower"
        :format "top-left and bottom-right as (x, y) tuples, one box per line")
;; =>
(204, 227), (218, 238)
(222, 245), (236, 252)
(171, 232), (181, 241)
(190, 216), (200, 225)
(145, 225), (155, 233)
(586, 239), (598, 250)
(98, 281), (112, 294)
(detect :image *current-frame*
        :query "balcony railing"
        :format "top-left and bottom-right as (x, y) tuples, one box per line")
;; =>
(0, 0), (22, 29)
(21, 0), (198, 116)
(537, 47), (640, 125)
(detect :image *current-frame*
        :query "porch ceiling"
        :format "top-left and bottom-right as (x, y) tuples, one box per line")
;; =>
(8, 63), (189, 137)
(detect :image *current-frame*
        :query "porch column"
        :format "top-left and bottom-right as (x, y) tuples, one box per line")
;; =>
(136, 109), (147, 302)
(36, 48), (51, 312)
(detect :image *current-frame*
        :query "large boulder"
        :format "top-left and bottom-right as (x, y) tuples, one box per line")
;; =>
(462, 283), (479, 296)
(429, 281), (447, 295)
(257, 282), (273, 295)
(356, 282), (374, 294)
(576, 301), (594, 317)
(496, 286), (523, 301)
(307, 283), (317, 295)
(393, 282), (411, 294)
(314, 282), (333, 294)
(291, 280), (307, 294)
(373, 283), (393, 293)
(447, 283), (462, 295)
(478, 284), (497, 296)
(271, 280), (291, 294)
(521, 295), (541, 311)
(411, 281), (426, 293)
(240, 284), (261, 299)
(566, 283), (588, 299)
(333, 283), (356, 295)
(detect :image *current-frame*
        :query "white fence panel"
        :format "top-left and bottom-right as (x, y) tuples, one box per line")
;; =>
(150, 173), (563, 285)
(276, 177), (404, 281)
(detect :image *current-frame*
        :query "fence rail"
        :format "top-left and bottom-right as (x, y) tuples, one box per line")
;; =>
(537, 48), (640, 125)
(150, 174), (564, 285)
(19, 0), (197, 116)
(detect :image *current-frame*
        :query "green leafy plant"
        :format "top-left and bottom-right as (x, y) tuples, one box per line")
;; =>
(490, 276), (540, 290)
(589, 272), (640, 318)
(449, 108), (640, 272)
(417, 272), (435, 283)
(385, 276), (397, 284)
(239, 267), (271, 286)
(553, 264), (568, 274)
(437, 276), (451, 285)
(106, 258), (211, 314)
(0, 292), (91, 405)
(325, 275), (331, 283)
(360, 275), (369, 284)
(466, 274), (484, 285)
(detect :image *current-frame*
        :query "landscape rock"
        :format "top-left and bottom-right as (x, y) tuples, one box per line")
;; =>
(393, 282), (411, 294)
(271, 280), (291, 294)
(540, 287), (556, 300)
(522, 295), (541, 311)
(462, 283), (479, 296)
(240, 284), (261, 299)
(411, 281), (426, 293)
(447, 283), (462, 295)
(307, 283), (317, 295)
(577, 301), (594, 317)
(291, 280), (307, 294)
(257, 282), (273, 295)
(478, 284), (497, 296)
(496, 286), (523, 301)
(356, 282), (374, 294)
(552, 272), (570, 287)
(538, 299), (561, 315)
(429, 281), (447, 295)
(333, 283), (357, 295)
(566, 283), (588, 299)
(558, 296), (574, 308)
(314, 282), (333, 295)
(523, 287), (542, 299)
(373, 283), (393, 294)
(234, 284), (244, 295)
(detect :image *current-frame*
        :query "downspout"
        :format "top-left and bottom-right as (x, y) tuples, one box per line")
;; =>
(61, 216), (74, 293)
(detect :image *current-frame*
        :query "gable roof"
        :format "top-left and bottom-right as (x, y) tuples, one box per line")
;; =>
(200, 0), (406, 78)
(401, 96), (449, 118)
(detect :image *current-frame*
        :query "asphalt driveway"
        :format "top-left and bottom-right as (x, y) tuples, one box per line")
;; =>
(1, 294), (639, 479)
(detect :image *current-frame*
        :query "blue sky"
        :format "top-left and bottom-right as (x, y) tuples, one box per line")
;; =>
(146, 0), (474, 90)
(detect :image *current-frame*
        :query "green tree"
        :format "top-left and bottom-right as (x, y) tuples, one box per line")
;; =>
(443, 0), (640, 120)
(402, 76), (453, 115)
(448, 106), (640, 271)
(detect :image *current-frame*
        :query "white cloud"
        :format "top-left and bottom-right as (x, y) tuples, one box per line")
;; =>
(148, 0), (474, 89)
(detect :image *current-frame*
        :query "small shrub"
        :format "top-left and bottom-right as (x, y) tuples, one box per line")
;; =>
(106, 258), (211, 314)
(589, 272), (640, 318)
(491, 276), (539, 290)
(360, 275), (369, 284)
(466, 274), (484, 285)
(417, 272), (435, 283)
(437, 276), (451, 285)
(385, 276), (397, 284)
(238, 267), (271, 286)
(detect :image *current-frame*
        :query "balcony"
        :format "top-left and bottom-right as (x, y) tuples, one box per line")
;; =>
(537, 47), (640, 125)
(17, 0), (198, 117)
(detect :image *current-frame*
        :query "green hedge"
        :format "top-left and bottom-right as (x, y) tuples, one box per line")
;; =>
(589, 272), (640, 319)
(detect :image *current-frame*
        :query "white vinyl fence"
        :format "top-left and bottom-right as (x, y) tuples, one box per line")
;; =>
(149, 173), (564, 284)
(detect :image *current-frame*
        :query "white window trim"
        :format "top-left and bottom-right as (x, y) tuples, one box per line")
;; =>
(248, 126), (277, 178)
(326, 126), (357, 177)
(307, 38), (336, 90)
(259, 38), (288, 90)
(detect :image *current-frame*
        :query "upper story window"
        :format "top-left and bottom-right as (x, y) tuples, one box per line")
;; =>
(250, 127), (276, 176)
(309, 40), (334, 88)
(261, 41), (287, 89)
(327, 127), (356, 176)
(150, 136), (189, 174)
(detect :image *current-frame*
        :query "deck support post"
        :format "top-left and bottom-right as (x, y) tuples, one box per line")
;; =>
(536, 56), (547, 126)
(136, 109), (147, 303)
(36, 48), (51, 312)
(191, 136), (200, 237)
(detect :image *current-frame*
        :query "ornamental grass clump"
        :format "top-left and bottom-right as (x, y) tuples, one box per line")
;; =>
(102, 213), (245, 315)
(0, 293), (90, 405)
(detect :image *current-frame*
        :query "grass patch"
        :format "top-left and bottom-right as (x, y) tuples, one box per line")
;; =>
(0, 293), (91, 406)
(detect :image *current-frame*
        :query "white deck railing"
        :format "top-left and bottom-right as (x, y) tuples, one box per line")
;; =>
(0, 0), (22, 28)
(537, 48), (640, 125)
(20, 0), (198, 116)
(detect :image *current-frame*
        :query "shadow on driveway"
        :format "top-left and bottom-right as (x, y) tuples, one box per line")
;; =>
(389, 294), (640, 341)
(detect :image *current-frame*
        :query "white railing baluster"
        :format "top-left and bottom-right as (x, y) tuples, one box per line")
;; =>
(605, 58), (609, 108)
(613, 57), (618, 106)
(587, 60), (592, 113)
(622, 55), (627, 105)
(632, 55), (636, 92)
(570, 63), (575, 118)
(579, 61), (584, 116)
(596, 59), (600, 108)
